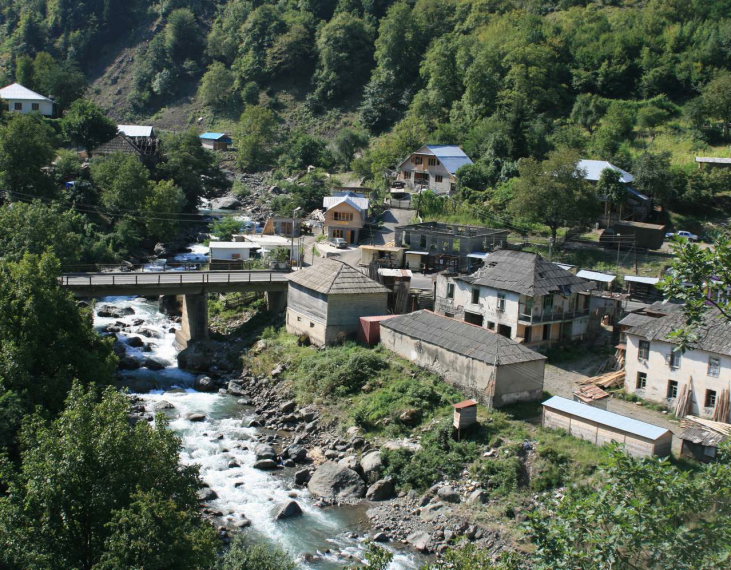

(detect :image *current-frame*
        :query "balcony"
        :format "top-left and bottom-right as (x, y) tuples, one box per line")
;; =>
(517, 307), (590, 324)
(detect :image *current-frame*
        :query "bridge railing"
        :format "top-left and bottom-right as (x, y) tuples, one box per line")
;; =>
(59, 270), (290, 287)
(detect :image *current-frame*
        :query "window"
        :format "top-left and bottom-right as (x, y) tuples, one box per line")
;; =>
(638, 340), (650, 360)
(403, 171), (411, 179)
(332, 229), (344, 238)
(497, 292), (506, 312)
(669, 350), (681, 370)
(667, 380), (679, 399)
(705, 389), (717, 408)
(543, 295), (553, 311)
(543, 325), (550, 341)
(487, 321), (495, 330)
(31, 103), (39, 111)
(413, 156), (423, 165)
(636, 372), (647, 390)
(435, 175), (443, 183)
(708, 357), (721, 377)
(333, 212), (353, 222)
(404, 231), (411, 245)
(297, 316), (302, 322)
(231, 253), (241, 259)
(419, 234), (427, 248)
(471, 287), (480, 305)
(13, 102), (22, 110)
(428, 157), (437, 166)
(446, 283), (455, 299)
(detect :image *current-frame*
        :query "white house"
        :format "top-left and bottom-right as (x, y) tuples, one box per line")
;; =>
(233, 234), (302, 263)
(0, 83), (54, 116)
(434, 249), (594, 347)
(208, 241), (260, 268)
(395, 145), (473, 195)
(624, 309), (731, 422)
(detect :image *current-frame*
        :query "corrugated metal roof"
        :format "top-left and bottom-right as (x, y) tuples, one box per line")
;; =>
(378, 268), (413, 278)
(425, 145), (474, 174)
(0, 82), (51, 101)
(323, 194), (369, 212)
(454, 399), (478, 409)
(380, 310), (546, 366)
(458, 249), (594, 297)
(624, 275), (659, 284)
(542, 396), (670, 441)
(200, 132), (230, 141)
(209, 242), (260, 249)
(577, 269), (616, 283)
(118, 125), (154, 137)
(577, 159), (634, 183)
(288, 258), (389, 295)
(696, 157), (731, 164)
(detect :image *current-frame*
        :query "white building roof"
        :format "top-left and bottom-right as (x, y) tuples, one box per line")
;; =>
(624, 275), (660, 285)
(577, 159), (634, 184)
(0, 82), (51, 102)
(323, 193), (369, 212)
(239, 235), (292, 248)
(118, 125), (154, 137)
(543, 396), (670, 441)
(466, 252), (490, 260)
(209, 242), (260, 249)
(378, 268), (413, 278)
(576, 269), (616, 283)
(696, 157), (731, 165)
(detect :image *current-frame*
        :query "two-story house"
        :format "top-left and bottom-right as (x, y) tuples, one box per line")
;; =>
(395, 145), (473, 195)
(435, 249), (594, 347)
(624, 309), (731, 422)
(0, 83), (54, 116)
(323, 191), (369, 244)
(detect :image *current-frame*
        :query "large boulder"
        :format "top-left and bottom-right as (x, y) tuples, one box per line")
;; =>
(275, 500), (303, 520)
(360, 451), (383, 484)
(294, 469), (311, 485)
(407, 531), (431, 553)
(366, 478), (395, 501)
(255, 444), (277, 461)
(437, 486), (460, 504)
(211, 196), (241, 210)
(97, 305), (134, 319)
(194, 375), (217, 392)
(283, 444), (308, 464)
(178, 341), (214, 373)
(307, 461), (366, 500)
(253, 459), (278, 470)
(186, 412), (206, 422)
(118, 356), (141, 370)
(143, 357), (167, 371)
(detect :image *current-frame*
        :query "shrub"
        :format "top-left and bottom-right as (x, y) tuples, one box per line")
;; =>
(470, 456), (523, 496)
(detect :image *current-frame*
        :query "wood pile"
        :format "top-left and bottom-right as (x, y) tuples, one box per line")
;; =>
(713, 388), (730, 423)
(580, 370), (625, 389)
(674, 381), (692, 417)
(683, 415), (731, 437)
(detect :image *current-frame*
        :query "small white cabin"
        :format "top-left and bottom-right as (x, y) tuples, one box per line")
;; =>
(0, 83), (54, 116)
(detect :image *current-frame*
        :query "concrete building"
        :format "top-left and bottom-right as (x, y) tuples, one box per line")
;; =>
(435, 249), (594, 348)
(233, 234), (302, 264)
(395, 145), (473, 195)
(379, 310), (546, 407)
(286, 259), (389, 346)
(200, 132), (232, 150)
(208, 241), (260, 269)
(323, 192), (369, 244)
(0, 83), (54, 116)
(624, 309), (731, 422)
(395, 222), (509, 273)
(542, 396), (672, 458)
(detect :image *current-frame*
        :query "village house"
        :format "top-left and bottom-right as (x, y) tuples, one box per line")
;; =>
(435, 249), (594, 347)
(286, 259), (389, 346)
(323, 191), (369, 245)
(208, 241), (260, 269)
(262, 216), (301, 238)
(542, 396), (672, 458)
(624, 309), (731, 423)
(395, 145), (473, 195)
(0, 83), (54, 116)
(94, 124), (159, 159)
(394, 222), (509, 273)
(200, 132), (232, 151)
(678, 415), (730, 462)
(232, 234), (302, 264)
(379, 310), (546, 407)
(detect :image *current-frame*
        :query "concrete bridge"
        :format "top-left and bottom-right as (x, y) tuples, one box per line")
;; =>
(60, 270), (289, 348)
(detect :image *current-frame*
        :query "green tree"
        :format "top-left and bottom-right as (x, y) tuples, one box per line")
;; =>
(528, 446), (731, 569)
(211, 217), (246, 241)
(164, 8), (201, 63)
(509, 149), (599, 242)
(632, 151), (675, 205)
(60, 98), (118, 154)
(636, 105), (670, 140)
(333, 127), (369, 169)
(219, 536), (296, 570)
(0, 253), (116, 446)
(31, 52), (86, 112)
(0, 113), (56, 200)
(0, 383), (215, 569)
(279, 131), (333, 172)
(90, 153), (151, 214)
(701, 71), (731, 138)
(570, 93), (607, 134)
(199, 61), (237, 110)
(144, 179), (186, 242)
(596, 167), (627, 220)
(237, 105), (279, 171)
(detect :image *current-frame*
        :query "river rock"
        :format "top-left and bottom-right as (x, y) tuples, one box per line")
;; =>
(139, 328), (162, 339)
(407, 531), (431, 553)
(153, 400), (175, 411)
(284, 444), (308, 463)
(279, 400), (296, 413)
(275, 500), (303, 520)
(227, 380), (246, 396)
(118, 356), (141, 370)
(437, 486), (460, 504)
(366, 478), (395, 501)
(307, 461), (366, 500)
(97, 305), (135, 318)
(194, 375), (216, 392)
(186, 412), (206, 422)
(197, 488), (217, 502)
(360, 451), (383, 483)
(373, 532), (389, 543)
(338, 455), (361, 475)
(143, 357), (166, 371)
(467, 489), (488, 505)
(126, 336), (144, 348)
(211, 196), (241, 210)
(178, 341), (214, 373)
(294, 469), (311, 485)
(255, 443), (277, 461)
(234, 517), (251, 528)
(254, 459), (278, 470)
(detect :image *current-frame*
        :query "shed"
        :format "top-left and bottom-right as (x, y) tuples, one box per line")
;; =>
(358, 315), (397, 346)
(624, 275), (661, 301)
(360, 242), (405, 267)
(542, 396), (672, 458)
(208, 241), (260, 269)
(380, 310), (546, 407)
(573, 384), (611, 410)
(404, 250), (429, 270)
(0, 83), (54, 116)
(576, 269), (616, 291)
(200, 132), (233, 150)
(679, 415), (730, 462)
(453, 399), (478, 429)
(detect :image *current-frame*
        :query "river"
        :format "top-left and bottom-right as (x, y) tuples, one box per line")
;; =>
(94, 289), (420, 569)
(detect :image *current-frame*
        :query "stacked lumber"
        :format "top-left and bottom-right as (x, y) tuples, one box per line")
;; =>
(674, 382), (692, 417)
(580, 370), (625, 389)
(713, 388), (730, 423)
(684, 414), (731, 436)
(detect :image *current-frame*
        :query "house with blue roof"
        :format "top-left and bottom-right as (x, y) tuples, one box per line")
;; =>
(200, 132), (233, 151)
(396, 144), (474, 195)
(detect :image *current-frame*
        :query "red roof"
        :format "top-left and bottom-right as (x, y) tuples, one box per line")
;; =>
(453, 399), (478, 410)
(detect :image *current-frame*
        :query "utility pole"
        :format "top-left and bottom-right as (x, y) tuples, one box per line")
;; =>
(548, 237), (554, 262)
(616, 233), (622, 272)
(291, 206), (302, 268)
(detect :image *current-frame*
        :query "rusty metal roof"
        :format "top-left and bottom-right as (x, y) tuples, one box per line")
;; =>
(454, 399), (478, 409)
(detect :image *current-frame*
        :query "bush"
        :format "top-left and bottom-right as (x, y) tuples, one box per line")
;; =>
(470, 455), (522, 496)
(220, 537), (296, 570)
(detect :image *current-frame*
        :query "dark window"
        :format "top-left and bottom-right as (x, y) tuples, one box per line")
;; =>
(404, 231), (411, 245)
(419, 234), (426, 248)
(636, 372), (647, 389)
(669, 350), (681, 369)
(471, 287), (480, 304)
(428, 157), (437, 166)
(487, 321), (495, 329)
(524, 326), (532, 343)
(667, 380), (678, 399)
(403, 171), (411, 179)
(705, 389), (717, 408)
(447, 283), (455, 299)
(638, 340), (650, 360)
(708, 357), (720, 377)
(464, 312), (483, 326)
(13, 102), (22, 110)
(435, 174), (443, 183)
(413, 156), (423, 165)
(543, 325), (550, 341)
(32, 103), (39, 111)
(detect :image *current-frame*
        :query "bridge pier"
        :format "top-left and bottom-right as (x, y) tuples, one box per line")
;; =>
(266, 290), (287, 313)
(175, 293), (209, 350)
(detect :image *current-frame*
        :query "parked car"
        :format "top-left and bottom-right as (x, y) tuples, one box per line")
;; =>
(330, 237), (348, 249)
(665, 230), (699, 241)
